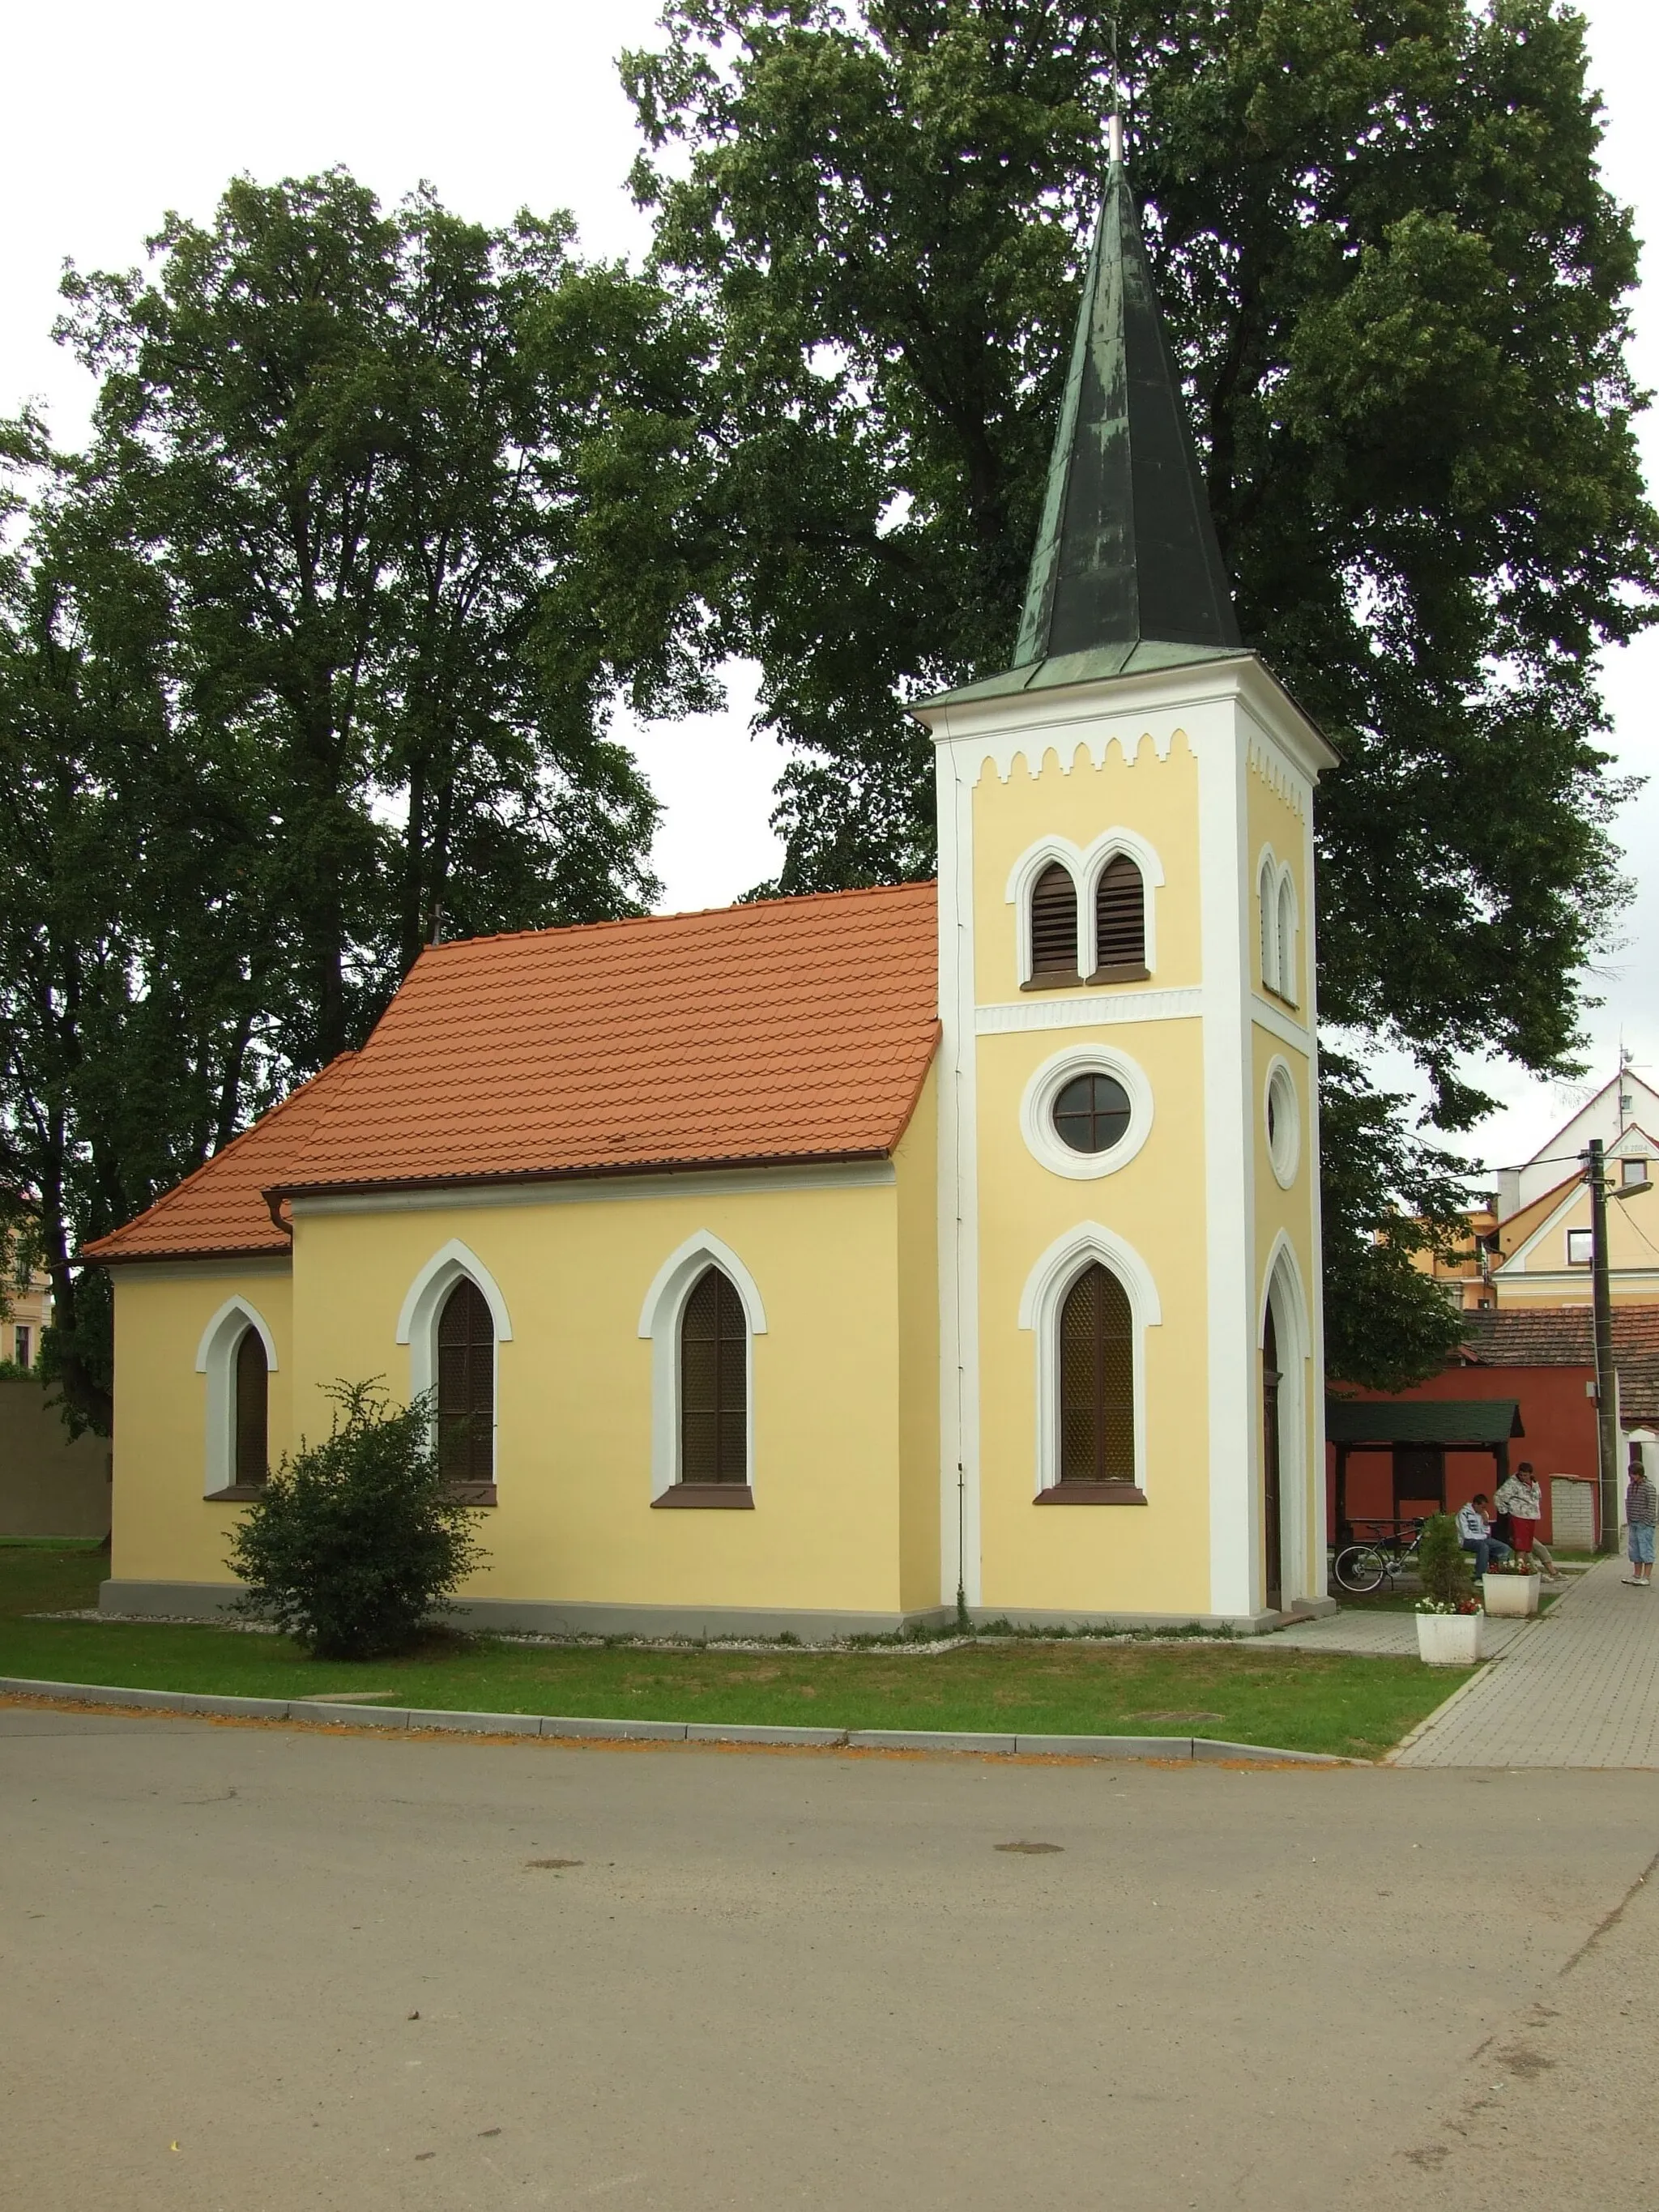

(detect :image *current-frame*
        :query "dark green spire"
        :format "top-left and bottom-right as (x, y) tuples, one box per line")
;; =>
(922, 147), (1242, 710)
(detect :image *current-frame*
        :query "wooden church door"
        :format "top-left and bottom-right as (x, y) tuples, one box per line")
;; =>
(1262, 1308), (1283, 1613)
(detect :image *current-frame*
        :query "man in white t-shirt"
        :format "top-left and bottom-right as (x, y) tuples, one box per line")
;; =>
(1456, 1494), (1510, 1581)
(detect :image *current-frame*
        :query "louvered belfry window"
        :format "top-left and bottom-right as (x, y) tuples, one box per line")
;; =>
(233, 1327), (268, 1487)
(1094, 855), (1146, 974)
(437, 1278), (495, 1485)
(680, 1266), (748, 1483)
(1058, 1264), (1135, 1484)
(1029, 862), (1080, 980)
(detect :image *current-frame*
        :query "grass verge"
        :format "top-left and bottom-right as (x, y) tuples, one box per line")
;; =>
(0, 1549), (1469, 1762)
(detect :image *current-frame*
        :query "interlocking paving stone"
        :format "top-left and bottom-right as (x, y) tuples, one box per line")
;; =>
(1268, 1610), (1534, 1658)
(1392, 1555), (1659, 1768)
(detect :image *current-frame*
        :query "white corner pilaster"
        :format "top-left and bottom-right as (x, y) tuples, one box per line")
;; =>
(936, 733), (982, 1608)
(1192, 710), (1257, 1617)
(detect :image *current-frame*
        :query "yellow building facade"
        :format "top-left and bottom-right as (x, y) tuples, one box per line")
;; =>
(91, 146), (1337, 1637)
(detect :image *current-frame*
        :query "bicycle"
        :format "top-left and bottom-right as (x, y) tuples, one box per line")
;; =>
(1332, 1518), (1427, 1595)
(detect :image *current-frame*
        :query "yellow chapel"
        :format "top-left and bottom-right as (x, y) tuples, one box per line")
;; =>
(88, 145), (1337, 1638)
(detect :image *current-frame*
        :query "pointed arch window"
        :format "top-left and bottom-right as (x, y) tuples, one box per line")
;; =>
(680, 1266), (748, 1485)
(1275, 874), (1298, 1004)
(1259, 856), (1278, 991)
(1056, 1264), (1137, 1493)
(233, 1327), (269, 1488)
(1029, 862), (1081, 983)
(1091, 854), (1148, 980)
(437, 1277), (495, 1495)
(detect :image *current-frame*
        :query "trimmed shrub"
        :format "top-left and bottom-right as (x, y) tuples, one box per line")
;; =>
(225, 1379), (488, 1659)
(1416, 1511), (1473, 1608)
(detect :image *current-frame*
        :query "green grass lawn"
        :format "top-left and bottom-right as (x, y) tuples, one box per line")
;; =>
(0, 1545), (1469, 1761)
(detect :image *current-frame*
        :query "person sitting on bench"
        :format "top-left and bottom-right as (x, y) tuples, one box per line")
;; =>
(1456, 1494), (1512, 1581)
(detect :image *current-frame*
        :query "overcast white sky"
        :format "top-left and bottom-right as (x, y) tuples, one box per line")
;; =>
(2, 0), (1656, 1174)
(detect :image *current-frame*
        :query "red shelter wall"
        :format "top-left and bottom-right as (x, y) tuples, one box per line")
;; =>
(1328, 1364), (1597, 1542)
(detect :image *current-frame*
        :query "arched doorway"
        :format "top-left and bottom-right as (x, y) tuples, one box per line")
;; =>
(1262, 1306), (1283, 1613)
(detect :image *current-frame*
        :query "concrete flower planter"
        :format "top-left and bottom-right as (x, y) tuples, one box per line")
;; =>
(1415, 1611), (1484, 1665)
(1482, 1573), (1542, 1618)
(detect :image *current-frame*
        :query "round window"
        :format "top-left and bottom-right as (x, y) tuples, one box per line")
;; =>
(1052, 1072), (1132, 1155)
(1265, 1061), (1300, 1187)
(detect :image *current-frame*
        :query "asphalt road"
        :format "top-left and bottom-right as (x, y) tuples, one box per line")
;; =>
(2, 1704), (1656, 2211)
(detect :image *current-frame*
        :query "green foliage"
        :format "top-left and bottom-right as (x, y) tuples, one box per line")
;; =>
(624, 0), (1658, 1376)
(224, 1379), (488, 1660)
(2, 172), (706, 1430)
(1416, 1512), (1473, 1607)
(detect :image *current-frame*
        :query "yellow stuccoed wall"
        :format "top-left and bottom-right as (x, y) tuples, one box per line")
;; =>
(283, 1175), (912, 1617)
(894, 1067), (942, 1609)
(110, 1261), (294, 1585)
(969, 733), (1202, 995)
(968, 735), (1214, 1614)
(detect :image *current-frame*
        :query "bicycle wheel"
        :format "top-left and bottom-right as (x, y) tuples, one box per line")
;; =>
(1333, 1544), (1388, 1594)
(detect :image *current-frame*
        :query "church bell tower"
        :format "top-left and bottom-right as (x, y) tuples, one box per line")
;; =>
(913, 121), (1337, 1630)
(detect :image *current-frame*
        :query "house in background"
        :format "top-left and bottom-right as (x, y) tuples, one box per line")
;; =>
(1410, 1067), (1659, 1314)
(1329, 1306), (1659, 1547)
(85, 139), (1337, 1639)
(2, 1231), (53, 1371)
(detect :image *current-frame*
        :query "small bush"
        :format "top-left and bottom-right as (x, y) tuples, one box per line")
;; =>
(1416, 1512), (1473, 1608)
(225, 1379), (488, 1660)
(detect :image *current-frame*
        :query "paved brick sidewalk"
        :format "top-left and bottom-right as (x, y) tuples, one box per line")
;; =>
(1270, 1609), (1534, 1659)
(1392, 1555), (1659, 1767)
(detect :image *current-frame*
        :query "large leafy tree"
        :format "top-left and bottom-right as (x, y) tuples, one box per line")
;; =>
(55, 173), (704, 1065)
(624, 0), (1659, 1379)
(1, 173), (714, 1428)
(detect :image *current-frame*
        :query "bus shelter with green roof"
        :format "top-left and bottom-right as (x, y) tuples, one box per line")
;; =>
(1326, 1399), (1525, 1543)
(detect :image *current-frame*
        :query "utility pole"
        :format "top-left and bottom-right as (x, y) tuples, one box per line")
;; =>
(1589, 1139), (1618, 1553)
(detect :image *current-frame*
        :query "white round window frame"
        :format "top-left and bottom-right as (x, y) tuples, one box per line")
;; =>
(1265, 1058), (1300, 1188)
(1020, 1044), (1154, 1181)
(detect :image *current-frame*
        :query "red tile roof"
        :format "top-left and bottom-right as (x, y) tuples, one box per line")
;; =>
(1459, 1307), (1659, 1426)
(82, 1054), (361, 1264)
(87, 884), (940, 1262)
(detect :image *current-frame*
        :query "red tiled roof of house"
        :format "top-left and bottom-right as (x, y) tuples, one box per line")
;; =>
(1459, 1306), (1659, 1426)
(82, 1054), (361, 1264)
(86, 883), (940, 1260)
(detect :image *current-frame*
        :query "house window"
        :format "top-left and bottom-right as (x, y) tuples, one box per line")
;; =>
(233, 1327), (268, 1486)
(1091, 854), (1147, 979)
(11, 1324), (30, 1370)
(437, 1278), (495, 1488)
(1276, 875), (1298, 1004)
(1058, 1264), (1135, 1486)
(680, 1266), (748, 1483)
(1259, 858), (1277, 990)
(1623, 1157), (1649, 1188)
(1052, 1072), (1132, 1156)
(1567, 1230), (1593, 1267)
(1029, 862), (1081, 983)
(1265, 1059), (1300, 1187)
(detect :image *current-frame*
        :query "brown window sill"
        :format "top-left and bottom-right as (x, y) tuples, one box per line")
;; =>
(1034, 1482), (1147, 1506)
(445, 1482), (498, 1507)
(1021, 971), (1084, 993)
(205, 1484), (267, 1503)
(1261, 983), (1299, 1011)
(1086, 963), (1151, 985)
(652, 1484), (755, 1509)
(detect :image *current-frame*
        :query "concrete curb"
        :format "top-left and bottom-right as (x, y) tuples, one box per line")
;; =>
(0, 1677), (1351, 1762)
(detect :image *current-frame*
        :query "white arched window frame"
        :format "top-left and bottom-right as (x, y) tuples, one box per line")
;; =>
(1275, 868), (1299, 1006)
(1006, 829), (1165, 987)
(194, 1296), (279, 1498)
(1081, 826), (1163, 978)
(1256, 847), (1279, 995)
(1005, 838), (1085, 989)
(1260, 1235), (1312, 1605)
(1018, 1223), (1162, 1500)
(395, 1239), (513, 1464)
(637, 1231), (768, 1499)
